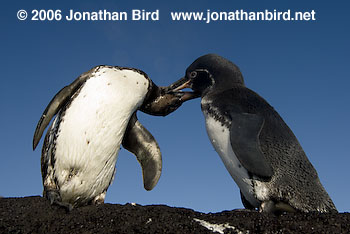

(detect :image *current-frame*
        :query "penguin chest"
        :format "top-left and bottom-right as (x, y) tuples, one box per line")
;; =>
(203, 110), (261, 207)
(52, 67), (149, 203)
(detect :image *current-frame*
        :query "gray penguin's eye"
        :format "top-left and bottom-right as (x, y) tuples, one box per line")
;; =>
(189, 71), (197, 78)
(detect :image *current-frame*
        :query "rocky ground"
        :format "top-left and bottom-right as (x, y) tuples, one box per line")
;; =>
(0, 196), (349, 233)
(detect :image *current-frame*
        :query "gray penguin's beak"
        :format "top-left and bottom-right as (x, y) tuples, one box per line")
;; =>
(166, 77), (191, 92)
(165, 77), (200, 101)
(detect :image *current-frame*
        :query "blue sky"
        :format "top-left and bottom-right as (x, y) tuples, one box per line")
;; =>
(1, 0), (349, 213)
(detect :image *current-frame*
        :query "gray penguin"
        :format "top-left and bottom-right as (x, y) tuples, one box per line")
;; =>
(167, 54), (337, 213)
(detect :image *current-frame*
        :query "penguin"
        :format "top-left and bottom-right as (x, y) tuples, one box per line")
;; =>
(167, 54), (337, 213)
(33, 65), (196, 210)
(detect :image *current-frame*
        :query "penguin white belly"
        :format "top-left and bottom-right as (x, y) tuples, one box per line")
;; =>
(53, 67), (149, 203)
(203, 113), (260, 207)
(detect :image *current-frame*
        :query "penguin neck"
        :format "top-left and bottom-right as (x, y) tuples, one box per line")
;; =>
(139, 82), (162, 114)
(201, 95), (231, 128)
(201, 81), (245, 99)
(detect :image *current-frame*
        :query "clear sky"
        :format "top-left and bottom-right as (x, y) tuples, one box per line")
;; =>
(1, 0), (349, 213)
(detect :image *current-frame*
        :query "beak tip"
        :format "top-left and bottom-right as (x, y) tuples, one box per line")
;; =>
(170, 79), (192, 92)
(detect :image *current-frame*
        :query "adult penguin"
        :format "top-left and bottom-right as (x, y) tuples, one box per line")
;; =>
(33, 65), (196, 210)
(167, 54), (337, 213)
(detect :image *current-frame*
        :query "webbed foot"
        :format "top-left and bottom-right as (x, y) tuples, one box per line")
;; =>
(91, 191), (106, 205)
(260, 200), (296, 214)
(45, 190), (73, 212)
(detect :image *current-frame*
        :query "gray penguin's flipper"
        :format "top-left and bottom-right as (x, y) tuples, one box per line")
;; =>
(122, 112), (162, 191)
(33, 71), (91, 150)
(240, 190), (256, 210)
(229, 112), (273, 179)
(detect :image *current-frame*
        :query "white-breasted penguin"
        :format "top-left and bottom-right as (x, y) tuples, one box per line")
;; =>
(167, 54), (337, 213)
(33, 65), (196, 209)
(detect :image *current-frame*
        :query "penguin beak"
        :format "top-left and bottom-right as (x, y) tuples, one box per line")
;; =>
(168, 77), (192, 92)
(166, 77), (199, 101)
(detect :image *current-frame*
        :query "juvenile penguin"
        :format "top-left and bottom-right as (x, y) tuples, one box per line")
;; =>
(33, 65), (195, 209)
(168, 54), (337, 213)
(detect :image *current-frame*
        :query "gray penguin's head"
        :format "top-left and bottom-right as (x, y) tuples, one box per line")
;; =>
(168, 54), (245, 97)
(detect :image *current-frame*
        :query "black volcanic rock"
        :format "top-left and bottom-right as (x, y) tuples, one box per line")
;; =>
(0, 196), (349, 233)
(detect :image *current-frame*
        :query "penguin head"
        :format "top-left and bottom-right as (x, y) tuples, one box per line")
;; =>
(168, 54), (245, 97)
(140, 81), (199, 116)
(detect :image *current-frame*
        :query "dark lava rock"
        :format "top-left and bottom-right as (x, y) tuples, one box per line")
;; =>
(0, 196), (349, 233)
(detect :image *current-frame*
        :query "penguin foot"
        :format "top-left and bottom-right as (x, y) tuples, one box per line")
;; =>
(260, 200), (296, 215)
(45, 190), (73, 212)
(91, 191), (106, 205)
(234, 208), (258, 212)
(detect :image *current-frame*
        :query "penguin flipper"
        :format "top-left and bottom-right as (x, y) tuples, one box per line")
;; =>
(229, 112), (273, 179)
(122, 112), (162, 191)
(33, 71), (91, 150)
(240, 190), (256, 210)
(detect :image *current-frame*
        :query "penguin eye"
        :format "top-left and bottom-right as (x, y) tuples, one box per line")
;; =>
(189, 71), (197, 79)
